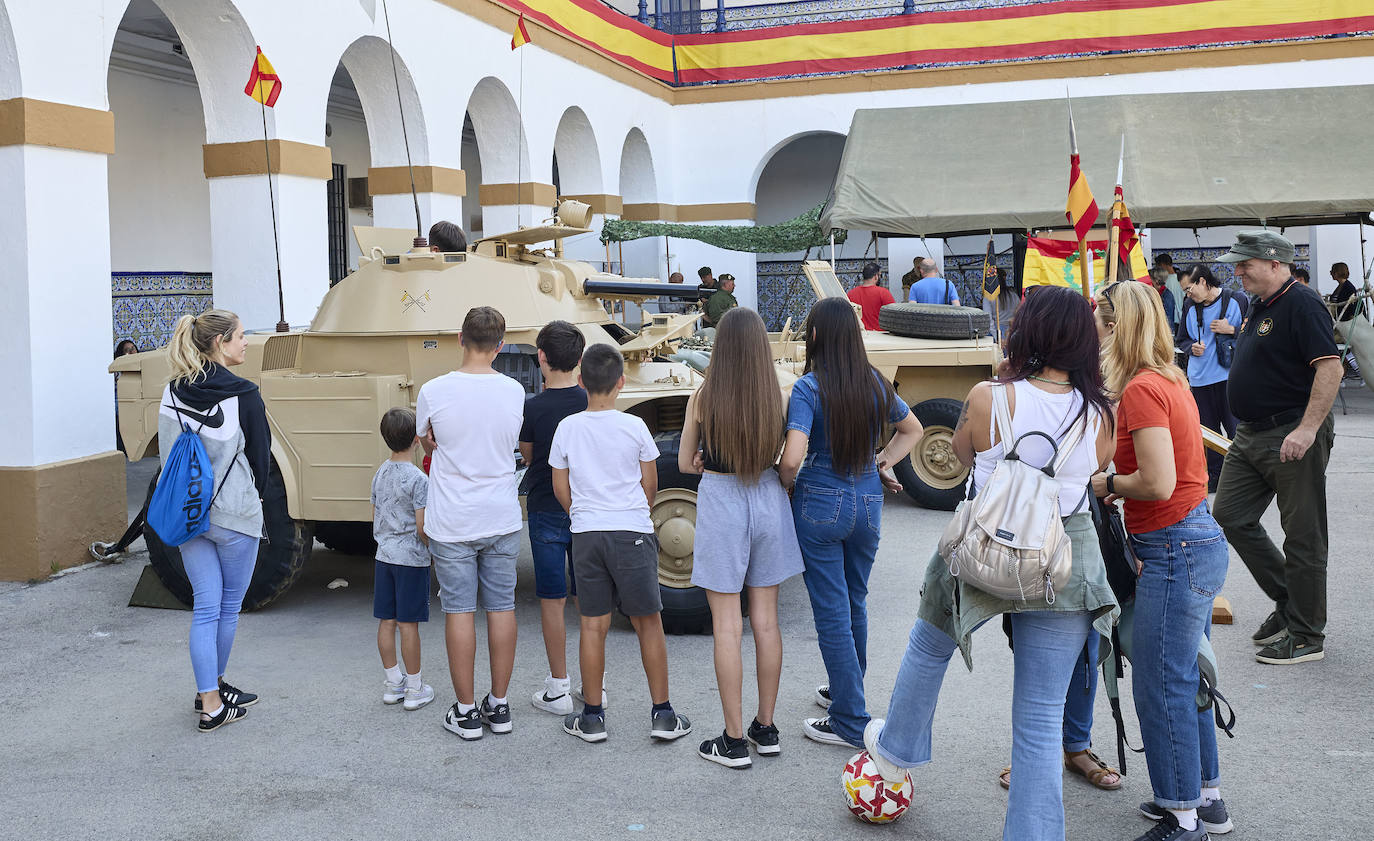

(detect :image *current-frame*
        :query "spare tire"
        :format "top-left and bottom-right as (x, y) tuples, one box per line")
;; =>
(879, 302), (990, 340)
(145, 460), (315, 611)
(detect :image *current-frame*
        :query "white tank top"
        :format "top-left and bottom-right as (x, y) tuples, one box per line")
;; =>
(971, 379), (1101, 515)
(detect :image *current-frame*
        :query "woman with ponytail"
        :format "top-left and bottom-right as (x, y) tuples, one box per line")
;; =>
(159, 309), (272, 732)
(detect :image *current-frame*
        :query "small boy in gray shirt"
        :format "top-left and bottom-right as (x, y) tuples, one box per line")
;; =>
(372, 407), (434, 711)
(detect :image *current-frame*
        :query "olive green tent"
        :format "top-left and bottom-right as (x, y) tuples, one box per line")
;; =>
(601, 203), (846, 253)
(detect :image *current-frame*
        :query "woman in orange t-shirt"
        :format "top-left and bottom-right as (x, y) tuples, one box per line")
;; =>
(1092, 280), (1232, 840)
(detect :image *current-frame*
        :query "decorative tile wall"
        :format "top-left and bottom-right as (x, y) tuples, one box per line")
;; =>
(112, 272), (214, 351)
(943, 252), (1016, 307)
(757, 257), (887, 330)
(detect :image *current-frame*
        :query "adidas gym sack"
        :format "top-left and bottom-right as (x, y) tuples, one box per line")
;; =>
(147, 392), (227, 546)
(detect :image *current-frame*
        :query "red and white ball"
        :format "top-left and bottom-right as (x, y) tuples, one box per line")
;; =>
(842, 750), (913, 824)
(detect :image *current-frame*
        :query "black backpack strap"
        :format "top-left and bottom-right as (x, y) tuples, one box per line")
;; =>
(1199, 669), (1237, 739)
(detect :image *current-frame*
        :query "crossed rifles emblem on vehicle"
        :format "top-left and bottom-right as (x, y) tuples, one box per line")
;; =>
(401, 290), (431, 313)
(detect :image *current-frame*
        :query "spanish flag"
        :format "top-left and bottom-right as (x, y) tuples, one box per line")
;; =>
(1112, 186), (1151, 281)
(1064, 104), (1098, 243)
(244, 46), (281, 107)
(1023, 237), (1108, 295)
(511, 13), (532, 49)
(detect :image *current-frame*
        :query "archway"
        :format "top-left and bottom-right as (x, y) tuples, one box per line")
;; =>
(0, 1), (19, 100)
(552, 106), (604, 264)
(463, 76), (532, 238)
(617, 126), (664, 282)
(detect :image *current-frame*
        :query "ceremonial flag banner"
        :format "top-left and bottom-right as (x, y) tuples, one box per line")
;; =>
(1066, 152), (1098, 242)
(981, 237), (999, 300)
(1112, 186), (1151, 281)
(244, 47), (282, 106)
(1023, 237), (1109, 295)
(512, 13), (532, 49)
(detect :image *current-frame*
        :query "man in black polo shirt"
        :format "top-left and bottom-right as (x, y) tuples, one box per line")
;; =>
(1213, 230), (1341, 665)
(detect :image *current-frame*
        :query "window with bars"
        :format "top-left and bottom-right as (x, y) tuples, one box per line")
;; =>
(327, 163), (348, 285)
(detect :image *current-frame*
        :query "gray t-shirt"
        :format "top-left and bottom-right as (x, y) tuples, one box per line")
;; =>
(371, 461), (430, 567)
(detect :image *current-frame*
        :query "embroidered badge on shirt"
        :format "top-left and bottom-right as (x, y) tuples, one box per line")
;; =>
(1257, 317), (1274, 336)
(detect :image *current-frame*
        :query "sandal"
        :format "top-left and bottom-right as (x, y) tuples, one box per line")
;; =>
(998, 766), (1011, 790)
(1063, 748), (1122, 790)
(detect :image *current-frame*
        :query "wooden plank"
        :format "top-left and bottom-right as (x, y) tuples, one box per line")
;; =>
(1212, 595), (1234, 625)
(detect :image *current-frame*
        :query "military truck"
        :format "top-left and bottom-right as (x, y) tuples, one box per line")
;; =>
(111, 207), (997, 633)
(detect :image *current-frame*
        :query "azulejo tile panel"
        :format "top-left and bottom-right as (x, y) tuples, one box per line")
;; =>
(757, 257), (887, 331)
(112, 272), (214, 351)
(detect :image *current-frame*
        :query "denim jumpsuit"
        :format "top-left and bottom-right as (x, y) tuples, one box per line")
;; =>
(786, 372), (909, 747)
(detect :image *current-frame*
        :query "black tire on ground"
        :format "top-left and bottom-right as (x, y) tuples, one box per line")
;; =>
(314, 521), (377, 557)
(145, 460), (315, 611)
(651, 431), (712, 635)
(878, 302), (991, 340)
(893, 398), (969, 511)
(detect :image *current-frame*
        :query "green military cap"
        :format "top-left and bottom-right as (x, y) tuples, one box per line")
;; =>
(1217, 230), (1296, 264)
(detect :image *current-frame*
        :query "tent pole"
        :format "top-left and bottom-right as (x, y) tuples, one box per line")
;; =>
(830, 233), (836, 270)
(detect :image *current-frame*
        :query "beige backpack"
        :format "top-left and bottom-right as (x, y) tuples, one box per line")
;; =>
(938, 384), (1091, 603)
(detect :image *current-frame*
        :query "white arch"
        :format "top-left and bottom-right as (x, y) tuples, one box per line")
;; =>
(463, 76), (531, 186)
(335, 35), (429, 167)
(552, 105), (602, 196)
(618, 126), (657, 204)
(0, 2), (18, 100)
(749, 129), (846, 201)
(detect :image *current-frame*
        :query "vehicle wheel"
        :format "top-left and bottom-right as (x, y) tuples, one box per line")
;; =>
(651, 431), (711, 635)
(893, 398), (969, 511)
(145, 460), (315, 611)
(314, 521), (377, 557)
(879, 302), (991, 340)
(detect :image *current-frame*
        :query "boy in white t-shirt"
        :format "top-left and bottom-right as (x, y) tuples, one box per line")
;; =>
(416, 306), (525, 741)
(550, 344), (692, 744)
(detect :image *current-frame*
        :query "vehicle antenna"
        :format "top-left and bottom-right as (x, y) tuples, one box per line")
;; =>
(380, 0), (426, 249)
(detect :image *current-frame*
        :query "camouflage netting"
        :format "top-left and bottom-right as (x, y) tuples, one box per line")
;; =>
(600, 203), (847, 254)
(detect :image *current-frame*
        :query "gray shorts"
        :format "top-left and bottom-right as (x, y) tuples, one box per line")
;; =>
(691, 471), (805, 593)
(571, 530), (662, 618)
(431, 531), (520, 614)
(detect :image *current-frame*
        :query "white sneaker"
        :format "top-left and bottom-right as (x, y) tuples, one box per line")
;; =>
(382, 678), (406, 705)
(572, 684), (609, 710)
(403, 683), (435, 711)
(863, 719), (908, 786)
(532, 683), (574, 715)
(815, 684), (832, 709)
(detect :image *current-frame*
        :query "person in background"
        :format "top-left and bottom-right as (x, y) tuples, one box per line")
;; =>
(907, 258), (960, 306)
(658, 271), (691, 315)
(114, 339), (139, 453)
(778, 297), (922, 748)
(705, 273), (739, 327)
(1327, 262), (1362, 323)
(1096, 279), (1234, 841)
(1175, 265), (1245, 492)
(429, 220), (468, 253)
(698, 266), (720, 326)
(847, 262), (896, 331)
(982, 267), (1019, 344)
(1150, 268), (1178, 335)
(1212, 231), (1341, 666)
(900, 257), (923, 300)
(1292, 267), (1310, 286)
(1154, 253), (1185, 325)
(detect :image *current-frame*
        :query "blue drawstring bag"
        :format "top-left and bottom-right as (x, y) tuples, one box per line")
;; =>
(147, 393), (225, 546)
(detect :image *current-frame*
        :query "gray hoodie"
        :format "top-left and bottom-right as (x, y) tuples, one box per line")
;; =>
(157, 364), (271, 538)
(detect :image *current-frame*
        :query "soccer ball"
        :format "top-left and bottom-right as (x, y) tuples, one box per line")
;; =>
(842, 750), (913, 824)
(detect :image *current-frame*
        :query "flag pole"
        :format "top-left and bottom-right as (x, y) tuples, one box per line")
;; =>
(1066, 94), (1090, 299)
(517, 35), (525, 229)
(1107, 135), (1124, 285)
(259, 98), (288, 333)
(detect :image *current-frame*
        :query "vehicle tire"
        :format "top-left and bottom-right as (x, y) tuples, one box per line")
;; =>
(145, 460), (315, 611)
(879, 302), (990, 340)
(651, 431), (712, 635)
(893, 398), (969, 511)
(314, 521), (377, 557)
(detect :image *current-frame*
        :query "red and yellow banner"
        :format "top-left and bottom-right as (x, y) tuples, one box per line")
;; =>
(496, 0), (1374, 85)
(512, 12), (532, 49)
(1023, 236), (1149, 295)
(244, 46), (282, 106)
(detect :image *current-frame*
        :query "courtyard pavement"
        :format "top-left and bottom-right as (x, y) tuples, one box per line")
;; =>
(3, 387), (1372, 841)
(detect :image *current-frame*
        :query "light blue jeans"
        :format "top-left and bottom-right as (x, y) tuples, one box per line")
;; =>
(181, 524), (259, 693)
(875, 611), (1093, 841)
(1130, 501), (1227, 809)
(1062, 633), (1099, 753)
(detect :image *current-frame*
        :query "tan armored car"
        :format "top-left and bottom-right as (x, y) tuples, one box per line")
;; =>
(111, 205), (997, 632)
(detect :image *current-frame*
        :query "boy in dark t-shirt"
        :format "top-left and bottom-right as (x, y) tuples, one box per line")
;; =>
(520, 320), (588, 716)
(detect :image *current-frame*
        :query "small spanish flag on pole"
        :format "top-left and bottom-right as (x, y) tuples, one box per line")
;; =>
(1065, 96), (1099, 298)
(244, 46), (282, 107)
(511, 12), (531, 49)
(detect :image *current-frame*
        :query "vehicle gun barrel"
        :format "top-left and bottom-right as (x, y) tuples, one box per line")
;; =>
(582, 279), (695, 299)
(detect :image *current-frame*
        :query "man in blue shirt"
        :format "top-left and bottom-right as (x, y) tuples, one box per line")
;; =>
(906, 258), (960, 305)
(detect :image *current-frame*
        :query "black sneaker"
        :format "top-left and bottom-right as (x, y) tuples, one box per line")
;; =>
(479, 694), (513, 734)
(802, 715), (851, 746)
(814, 684), (832, 709)
(1131, 810), (1208, 841)
(1141, 800), (1233, 834)
(564, 710), (608, 743)
(443, 703), (483, 740)
(698, 732), (751, 769)
(650, 709), (692, 741)
(1255, 636), (1324, 665)
(197, 701), (247, 733)
(747, 719), (780, 756)
(1251, 611), (1288, 646)
(192, 679), (259, 713)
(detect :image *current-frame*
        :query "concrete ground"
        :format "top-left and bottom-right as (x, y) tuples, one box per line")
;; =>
(3, 387), (1372, 841)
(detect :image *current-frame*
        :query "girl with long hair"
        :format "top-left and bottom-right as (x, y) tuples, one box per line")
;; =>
(680, 307), (804, 768)
(862, 286), (1119, 841)
(159, 309), (272, 732)
(778, 297), (923, 748)
(1095, 280), (1232, 840)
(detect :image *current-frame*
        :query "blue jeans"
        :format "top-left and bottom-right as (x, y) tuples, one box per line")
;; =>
(181, 524), (259, 693)
(876, 612), (1093, 841)
(1062, 633), (1099, 752)
(529, 510), (575, 599)
(792, 466), (883, 746)
(1130, 501), (1227, 809)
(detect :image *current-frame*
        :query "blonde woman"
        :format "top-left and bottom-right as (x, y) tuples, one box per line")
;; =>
(1093, 281), (1232, 840)
(680, 307), (804, 768)
(160, 310), (271, 732)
